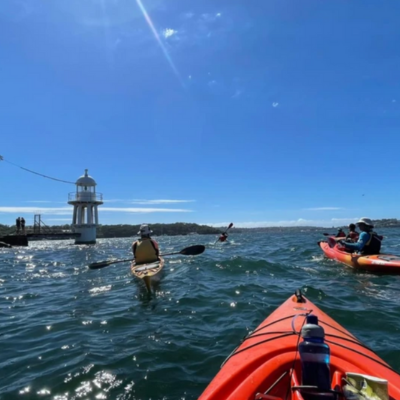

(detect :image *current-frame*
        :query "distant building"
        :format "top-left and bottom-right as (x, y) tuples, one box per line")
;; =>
(68, 169), (103, 244)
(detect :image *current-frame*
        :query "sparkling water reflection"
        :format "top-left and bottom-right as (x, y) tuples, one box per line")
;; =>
(1, 230), (400, 399)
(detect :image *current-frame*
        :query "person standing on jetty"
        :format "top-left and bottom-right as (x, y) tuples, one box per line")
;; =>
(16, 217), (21, 234)
(20, 217), (26, 234)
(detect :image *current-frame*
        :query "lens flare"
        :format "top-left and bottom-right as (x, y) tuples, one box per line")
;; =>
(135, 0), (184, 87)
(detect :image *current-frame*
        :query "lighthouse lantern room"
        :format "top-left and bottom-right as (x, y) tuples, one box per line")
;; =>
(68, 169), (103, 244)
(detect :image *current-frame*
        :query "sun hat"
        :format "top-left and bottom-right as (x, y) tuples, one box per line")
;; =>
(137, 224), (153, 236)
(356, 217), (374, 227)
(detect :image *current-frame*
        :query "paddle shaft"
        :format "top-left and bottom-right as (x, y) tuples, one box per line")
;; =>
(222, 223), (234, 235)
(160, 250), (186, 257)
(88, 244), (205, 270)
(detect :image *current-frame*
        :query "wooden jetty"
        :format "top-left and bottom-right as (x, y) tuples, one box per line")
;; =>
(0, 235), (28, 247)
(0, 215), (81, 247)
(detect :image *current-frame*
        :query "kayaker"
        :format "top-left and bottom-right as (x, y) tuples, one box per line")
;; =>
(340, 218), (381, 255)
(346, 223), (359, 242)
(219, 233), (228, 242)
(132, 224), (160, 264)
(336, 228), (346, 238)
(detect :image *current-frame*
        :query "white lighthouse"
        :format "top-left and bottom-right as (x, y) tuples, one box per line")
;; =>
(68, 169), (103, 244)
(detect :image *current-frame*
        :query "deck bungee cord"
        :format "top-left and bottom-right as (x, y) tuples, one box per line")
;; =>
(213, 293), (400, 400)
(223, 313), (395, 373)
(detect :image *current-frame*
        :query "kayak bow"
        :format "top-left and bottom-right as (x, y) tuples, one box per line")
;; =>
(198, 291), (400, 400)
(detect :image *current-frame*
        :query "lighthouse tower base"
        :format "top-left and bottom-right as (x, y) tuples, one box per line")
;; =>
(73, 225), (97, 245)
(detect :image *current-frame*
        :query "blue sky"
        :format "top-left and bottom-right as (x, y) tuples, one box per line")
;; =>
(1, 0), (400, 228)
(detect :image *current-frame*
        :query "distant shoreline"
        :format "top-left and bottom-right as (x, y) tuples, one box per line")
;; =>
(1, 219), (398, 238)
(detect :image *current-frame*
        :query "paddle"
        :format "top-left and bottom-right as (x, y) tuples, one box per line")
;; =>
(88, 244), (206, 270)
(214, 222), (233, 244)
(327, 236), (337, 248)
(327, 237), (349, 250)
(323, 231), (345, 237)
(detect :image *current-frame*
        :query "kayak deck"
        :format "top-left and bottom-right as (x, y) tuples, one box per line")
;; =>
(198, 292), (400, 400)
(319, 239), (400, 274)
(130, 258), (164, 291)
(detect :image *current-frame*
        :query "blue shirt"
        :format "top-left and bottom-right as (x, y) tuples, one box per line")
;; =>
(343, 231), (370, 252)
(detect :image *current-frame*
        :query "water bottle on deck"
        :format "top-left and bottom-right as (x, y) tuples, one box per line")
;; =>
(299, 314), (331, 391)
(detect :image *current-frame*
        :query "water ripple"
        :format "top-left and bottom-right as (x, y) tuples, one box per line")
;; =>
(1, 231), (400, 398)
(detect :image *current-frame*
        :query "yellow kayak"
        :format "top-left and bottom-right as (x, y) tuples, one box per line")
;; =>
(130, 258), (164, 292)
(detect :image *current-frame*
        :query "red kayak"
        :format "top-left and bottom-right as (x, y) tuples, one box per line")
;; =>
(319, 237), (400, 274)
(198, 291), (400, 400)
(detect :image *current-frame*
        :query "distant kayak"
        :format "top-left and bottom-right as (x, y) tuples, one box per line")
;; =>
(319, 237), (400, 274)
(198, 291), (400, 400)
(214, 223), (233, 244)
(130, 258), (164, 292)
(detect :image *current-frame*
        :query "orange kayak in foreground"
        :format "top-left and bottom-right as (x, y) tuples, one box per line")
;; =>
(198, 291), (400, 400)
(319, 237), (400, 274)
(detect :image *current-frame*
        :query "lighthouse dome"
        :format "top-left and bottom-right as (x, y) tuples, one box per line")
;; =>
(76, 169), (96, 187)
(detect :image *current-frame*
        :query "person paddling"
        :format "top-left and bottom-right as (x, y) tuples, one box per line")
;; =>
(219, 233), (228, 242)
(215, 223), (233, 244)
(336, 228), (346, 238)
(346, 223), (359, 242)
(340, 218), (381, 255)
(132, 224), (160, 264)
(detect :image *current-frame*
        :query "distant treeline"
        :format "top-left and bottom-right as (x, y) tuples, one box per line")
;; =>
(0, 222), (221, 238)
(225, 219), (400, 232)
(1, 219), (400, 238)
(97, 223), (221, 238)
(0, 224), (18, 236)
(369, 219), (400, 228)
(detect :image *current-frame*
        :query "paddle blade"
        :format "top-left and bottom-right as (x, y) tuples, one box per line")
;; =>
(228, 223), (233, 229)
(327, 237), (337, 248)
(89, 260), (117, 270)
(179, 245), (205, 256)
(88, 258), (133, 270)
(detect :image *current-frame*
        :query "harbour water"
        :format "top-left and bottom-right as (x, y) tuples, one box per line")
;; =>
(1, 230), (400, 399)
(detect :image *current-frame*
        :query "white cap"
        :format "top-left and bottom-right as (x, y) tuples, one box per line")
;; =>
(138, 224), (152, 236)
(356, 217), (374, 227)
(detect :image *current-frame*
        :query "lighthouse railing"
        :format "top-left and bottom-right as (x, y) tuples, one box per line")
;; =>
(68, 192), (103, 202)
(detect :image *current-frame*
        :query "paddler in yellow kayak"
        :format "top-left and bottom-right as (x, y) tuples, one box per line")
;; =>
(339, 218), (382, 255)
(132, 224), (160, 263)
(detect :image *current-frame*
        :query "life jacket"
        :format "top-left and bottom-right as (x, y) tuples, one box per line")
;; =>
(361, 232), (381, 255)
(219, 235), (227, 242)
(336, 231), (346, 238)
(134, 238), (159, 264)
(347, 231), (359, 241)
